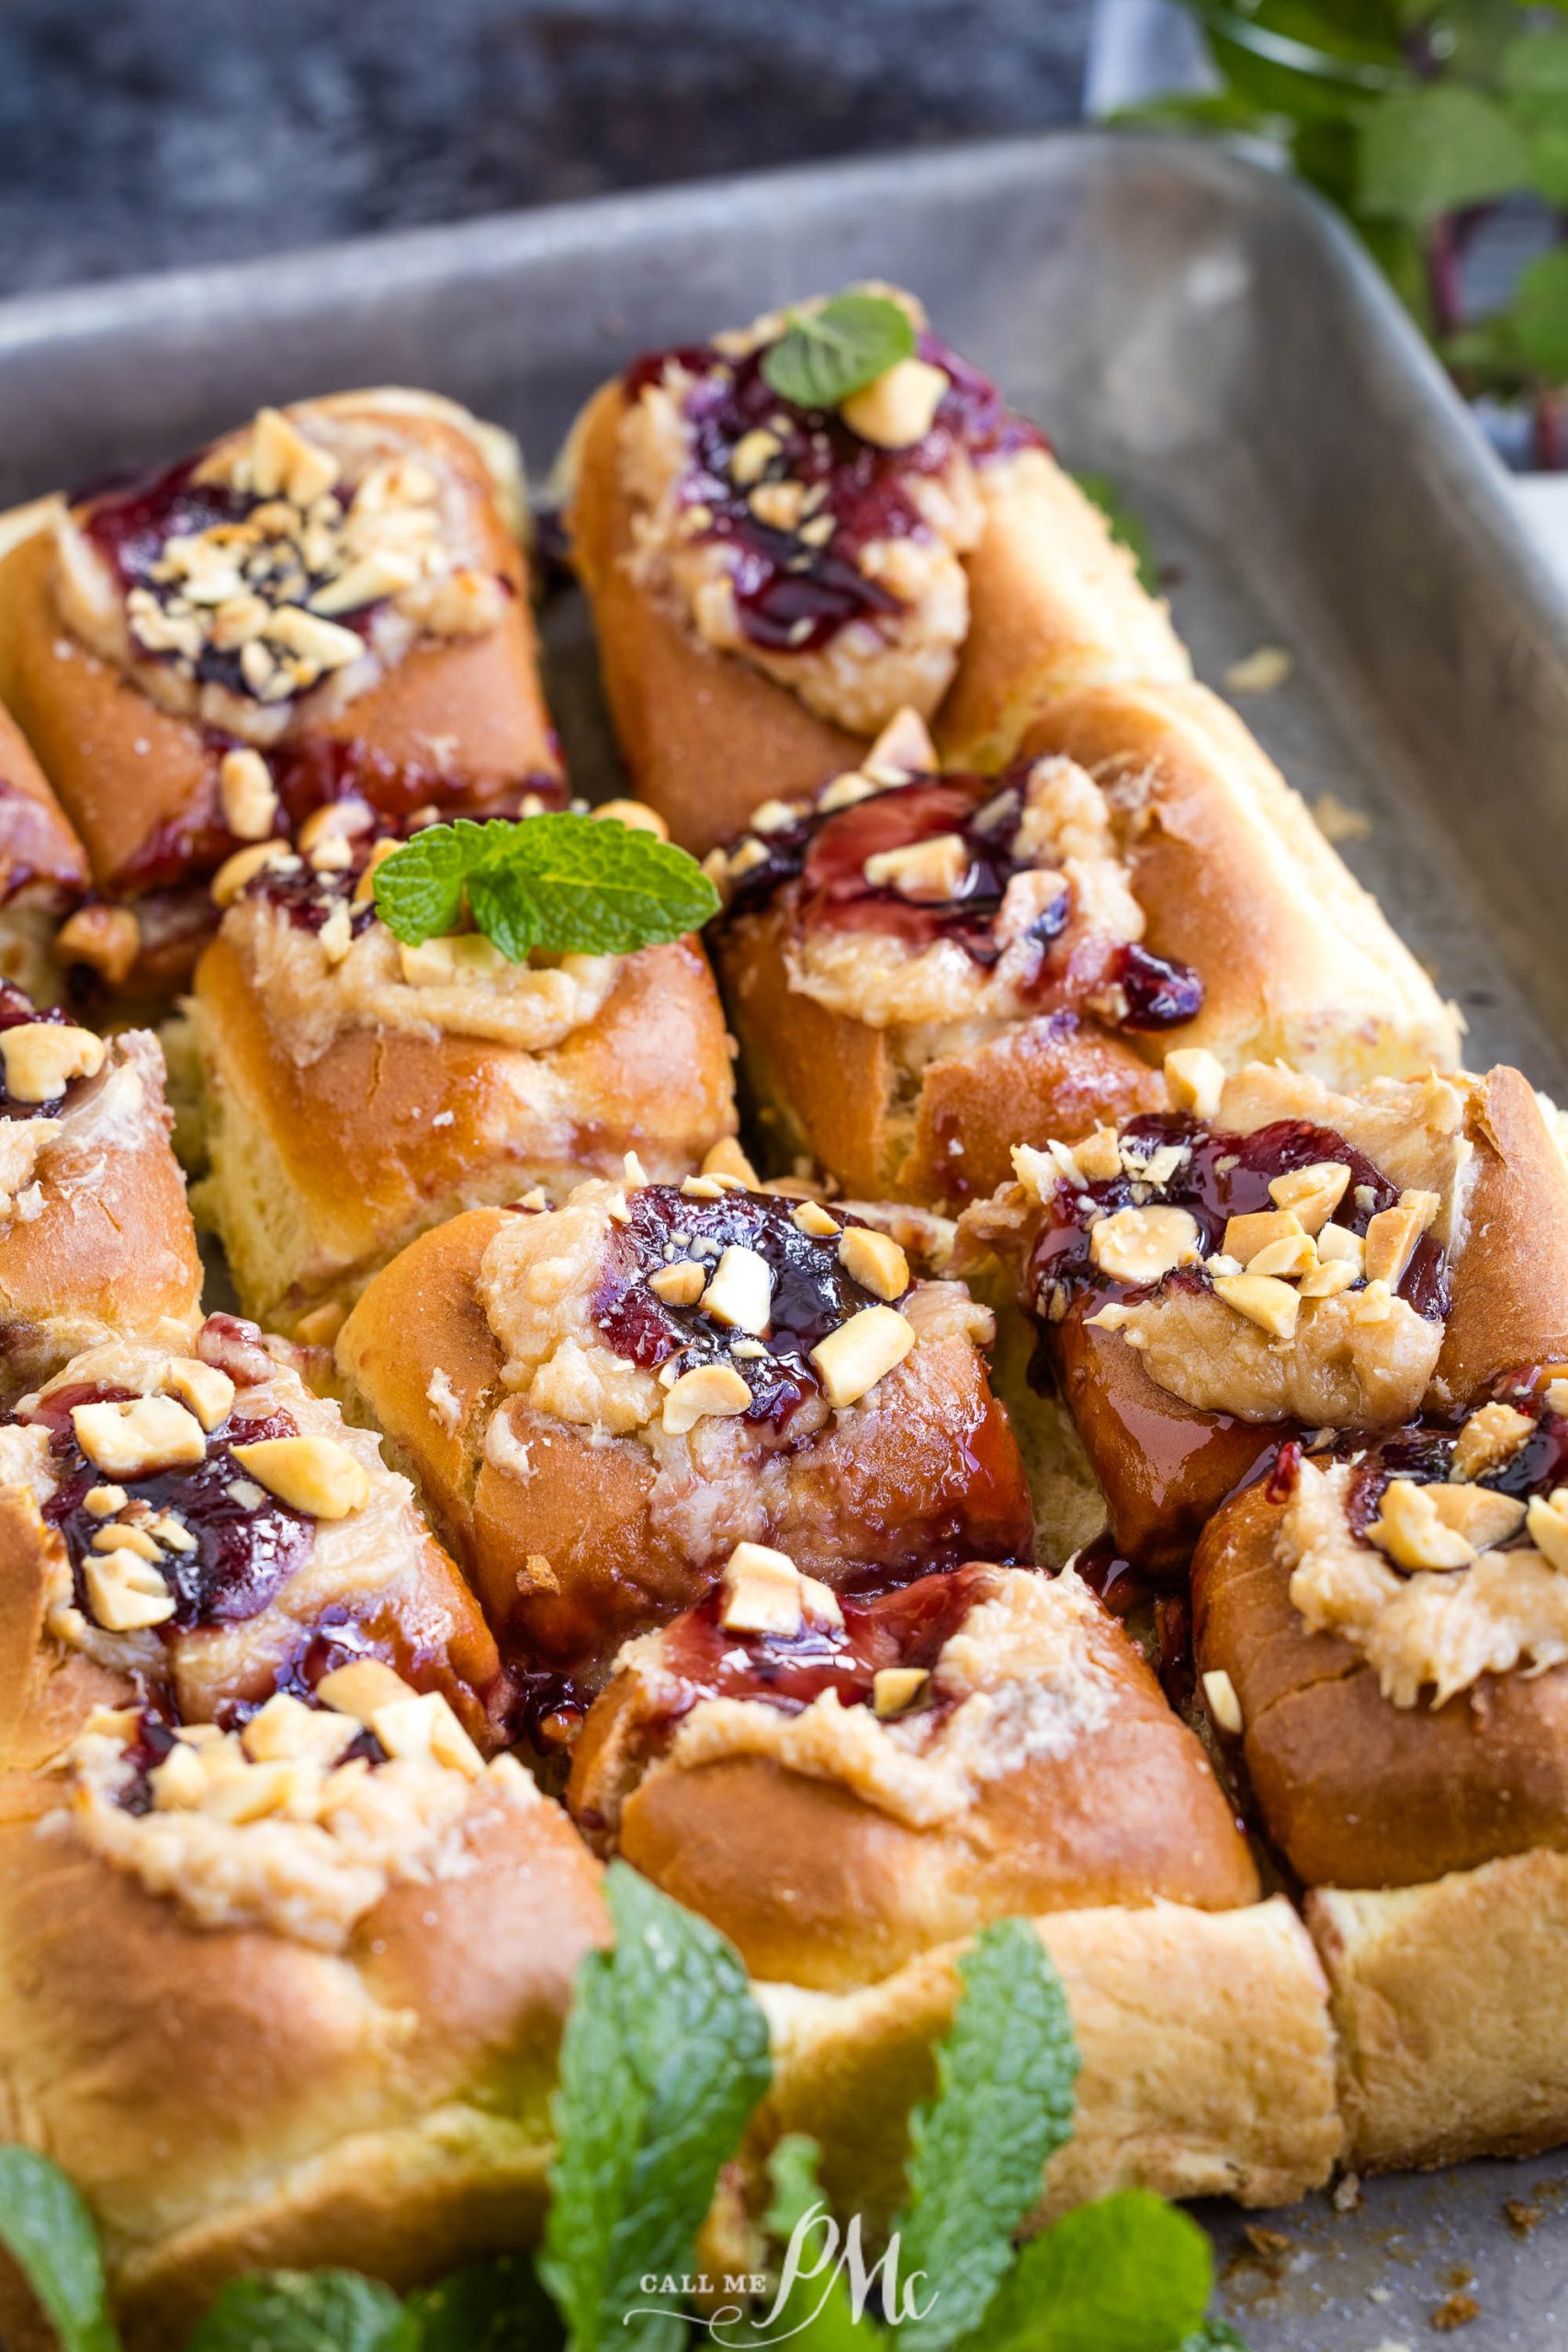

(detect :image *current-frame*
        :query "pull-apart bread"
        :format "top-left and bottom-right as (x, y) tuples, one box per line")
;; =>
(335, 1167), (1034, 1733)
(569, 1543), (1338, 2218)
(0, 1310), (604, 2348)
(563, 288), (1190, 854)
(0, 695), (88, 1000)
(0, 980), (199, 1397)
(0, 391), (561, 994)
(1194, 1261), (1568, 2171)
(191, 809), (736, 1338)
(707, 688), (1457, 1206)
(965, 1057), (1560, 1568)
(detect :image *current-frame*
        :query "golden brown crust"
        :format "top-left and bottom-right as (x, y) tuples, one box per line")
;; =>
(757, 1897), (1340, 2227)
(336, 1208), (1035, 1681)
(0, 402), (560, 908)
(570, 1580), (1258, 1991)
(1309, 1852), (1568, 2171)
(194, 928), (737, 1332)
(567, 381), (862, 855)
(0, 1027), (202, 1398)
(1011, 682), (1461, 1083)
(0, 695), (88, 910)
(0, 1767), (605, 2346)
(716, 904), (1163, 1205)
(934, 454), (1190, 774)
(1193, 1479), (1568, 1888)
(1438, 1062), (1568, 1402)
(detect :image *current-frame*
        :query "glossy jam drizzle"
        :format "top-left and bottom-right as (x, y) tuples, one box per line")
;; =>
(720, 771), (1202, 1020)
(31, 1384), (312, 1629)
(624, 327), (1041, 655)
(0, 979), (77, 1121)
(1288, 1380), (1568, 1544)
(1030, 1114), (1450, 1323)
(648, 1561), (995, 1738)
(593, 1186), (897, 1430)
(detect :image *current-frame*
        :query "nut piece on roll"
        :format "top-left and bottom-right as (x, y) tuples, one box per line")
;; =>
(1192, 1362), (1568, 2176)
(570, 1553), (1258, 1991)
(0, 390), (563, 997)
(334, 1165), (1035, 1744)
(0, 979), (201, 1401)
(190, 814), (737, 1339)
(0, 1310), (502, 1773)
(560, 284), (1188, 857)
(0, 1696), (603, 2348)
(962, 1056), (1568, 1570)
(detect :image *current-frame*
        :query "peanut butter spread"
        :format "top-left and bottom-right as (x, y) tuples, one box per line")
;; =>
(63, 1720), (532, 1951)
(1033, 1063), (1473, 1426)
(56, 399), (511, 747)
(630, 1567), (1112, 1831)
(17, 1324), (446, 1722)
(220, 883), (620, 1063)
(618, 293), (988, 736)
(1283, 1454), (1568, 1707)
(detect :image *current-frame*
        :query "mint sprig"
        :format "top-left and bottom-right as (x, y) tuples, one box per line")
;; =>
(957, 2191), (1213, 2352)
(1072, 472), (1159, 594)
(538, 1860), (773, 2352)
(371, 814), (718, 962)
(760, 292), (917, 411)
(887, 1917), (1077, 2352)
(0, 2145), (119, 2352)
(404, 2256), (559, 2349)
(184, 2271), (415, 2351)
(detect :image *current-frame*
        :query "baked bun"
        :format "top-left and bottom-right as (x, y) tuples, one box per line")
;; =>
(191, 814), (737, 1336)
(0, 986), (200, 1399)
(335, 1173), (1034, 1730)
(0, 1721), (603, 2349)
(0, 1311), (501, 1772)
(965, 1058), (1568, 1567)
(759, 1896), (1340, 2226)
(0, 695), (88, 1001)
(562, 288), (1187, 856)
(0, 391), (563, 994)
(570, 1555), (1258, 1990)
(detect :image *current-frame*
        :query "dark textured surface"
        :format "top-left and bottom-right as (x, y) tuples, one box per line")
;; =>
(0, 0), (1093, 296)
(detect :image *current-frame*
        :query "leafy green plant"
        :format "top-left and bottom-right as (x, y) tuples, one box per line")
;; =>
(0, 1871), (1249, 2352)
(1118, 1), (1568, 463)
(759, 293), (917, 410)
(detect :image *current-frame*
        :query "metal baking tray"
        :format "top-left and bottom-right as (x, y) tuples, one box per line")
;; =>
(1, 130), (1564, 2347)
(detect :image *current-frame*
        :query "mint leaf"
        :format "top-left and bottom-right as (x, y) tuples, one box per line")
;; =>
(1072, 472), (1158, 594)
(1181, 2324), (1250, 2351)
(185, 2268), (413, 2351)
(370, 818), (477, 948)
(956, 2192), (1213, 2352)
(760, 293), (917, 411)
(719, 2137), (886, 2352)
(0, 2147), (118, 2352)
(1511, 245), (1568, 380)
(405, 2256), (562, 2349)
(886, 1918), (1078, 2352)
(538, 1861), (773, 2352)
(371, 813), (719, 962)
(1357, 85), (1529, 220)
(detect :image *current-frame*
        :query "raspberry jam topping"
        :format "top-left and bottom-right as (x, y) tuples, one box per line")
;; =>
(1030, 1114), (1450, 1324)
(109, 1697), (386, 1816)
(1312, 1382), (1568, 1542)
(32, 1385), (312, 1629)
(592, 1186), (900, 1430)
(649, 1561), (994, 1736)
(0, 978), (78, 1121)
(720, 770), (1201, 1021)
(623, 327), (1041, 655)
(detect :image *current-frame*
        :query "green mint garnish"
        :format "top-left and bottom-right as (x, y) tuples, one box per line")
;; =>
(958, 2190), (1219, 2352)
(887, 1917), (1078, 2352)
(1072, 471), (1159, 594)
(371, 813), (719, 963)
(760, 291), (917, 411)
(0, 2146), (119, 2352)
(538, 1861), (773, 2352)
(183, 2269), (415, 2350)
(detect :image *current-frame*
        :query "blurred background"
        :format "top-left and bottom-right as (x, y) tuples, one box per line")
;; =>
(4, 1), (1565, 521)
